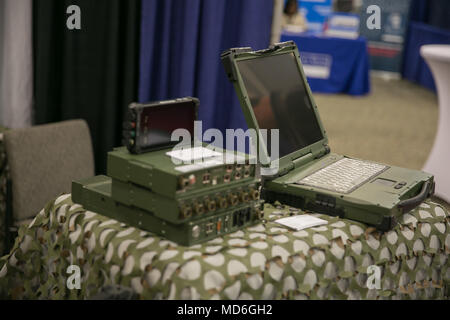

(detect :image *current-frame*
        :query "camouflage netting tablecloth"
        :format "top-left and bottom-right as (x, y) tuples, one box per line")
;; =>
(0, 194), (449, 300)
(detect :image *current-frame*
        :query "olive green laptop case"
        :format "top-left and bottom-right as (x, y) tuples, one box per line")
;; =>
(221, 41), (434, 231)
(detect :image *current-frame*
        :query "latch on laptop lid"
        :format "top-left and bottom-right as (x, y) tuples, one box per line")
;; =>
(254, 41), (297, 54)
(221, 42), (297, 83)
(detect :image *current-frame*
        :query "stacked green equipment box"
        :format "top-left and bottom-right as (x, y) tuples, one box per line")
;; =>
(72, 146), (263, 246)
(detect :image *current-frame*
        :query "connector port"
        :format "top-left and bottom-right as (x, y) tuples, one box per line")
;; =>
(232, 212), (239, 227)
(217, 196), (228, 209)
(205, 222), (214, 234)
(232, 209), (249, 227)
(239, 192), (250, 203)
(228, 193), (238, 206)
(216, 219), (222, 233)
(194, 202), (205, 215)
(250, 188), (260, 200)
(245, 208), (251, 221)
(178, 177), (189, 190)
(255, 208), (264, 220)
(224, 215), (230, 230)
(179, 204), (193, 219)
(205, 199), (217, 212)
(188, 174), (196, 185)
(223, 174), (231, 183)
(202, 173), (211, 184)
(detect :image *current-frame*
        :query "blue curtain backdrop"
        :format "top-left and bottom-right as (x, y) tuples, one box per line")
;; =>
(402, 0), (450, 90)
(138, 0), (273, 140)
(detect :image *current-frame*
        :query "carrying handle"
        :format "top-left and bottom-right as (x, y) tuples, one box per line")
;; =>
(398, 181), (434, 213)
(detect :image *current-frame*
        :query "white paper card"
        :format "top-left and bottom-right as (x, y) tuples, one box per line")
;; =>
(174, 164), (201, 173)
(166, 147), (222, 162)
(275, 215), (328, 231)
(174, 157), (225, 173)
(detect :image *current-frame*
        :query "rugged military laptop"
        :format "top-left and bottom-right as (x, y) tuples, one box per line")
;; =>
(221, 41), (435, 231)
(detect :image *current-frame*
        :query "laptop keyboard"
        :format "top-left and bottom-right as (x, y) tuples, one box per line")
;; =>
(297, 158), (387, 194)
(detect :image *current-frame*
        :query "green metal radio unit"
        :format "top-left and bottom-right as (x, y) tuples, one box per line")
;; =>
(108, 146), (257, 199)
(72, 175), (263, 246)
(72, 95), (264, 245)
(111, 178), (261, 224)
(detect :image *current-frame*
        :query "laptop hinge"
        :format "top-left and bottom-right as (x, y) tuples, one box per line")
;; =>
(291, 145), (330, 170)
(292, 152), (314, 169)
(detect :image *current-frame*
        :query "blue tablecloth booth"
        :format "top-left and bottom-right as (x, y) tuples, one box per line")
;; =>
(280, 31), (370, 96)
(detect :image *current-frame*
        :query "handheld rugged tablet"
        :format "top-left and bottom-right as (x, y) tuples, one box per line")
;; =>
(123, 97), (199, 154)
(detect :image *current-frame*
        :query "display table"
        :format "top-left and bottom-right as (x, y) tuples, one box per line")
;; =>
(421, 45), (450, 203)
(0, 194), (448, 300)
(280, 31), (370, 95)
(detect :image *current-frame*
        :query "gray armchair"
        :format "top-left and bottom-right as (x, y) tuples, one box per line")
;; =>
(2, 120), (94, 250)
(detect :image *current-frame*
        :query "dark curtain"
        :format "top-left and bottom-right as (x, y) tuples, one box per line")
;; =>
(410, 0), (450, 30)
(33, 0), (141, 174)
(402, 0), (450, 90)
(138, 0), (274, 140)
(410, 0), (428, 24)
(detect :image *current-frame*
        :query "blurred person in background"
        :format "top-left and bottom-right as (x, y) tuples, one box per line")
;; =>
(333, 0), (363, 13)
(282, 0), (307, 31)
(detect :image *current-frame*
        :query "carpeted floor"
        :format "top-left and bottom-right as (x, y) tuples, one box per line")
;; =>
(315, 76), (438, 170)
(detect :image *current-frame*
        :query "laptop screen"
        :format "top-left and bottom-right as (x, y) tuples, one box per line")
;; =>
(237, 52), (324, 159)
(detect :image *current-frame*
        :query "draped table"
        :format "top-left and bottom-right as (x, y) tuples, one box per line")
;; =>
(0, 193), (448, 300)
